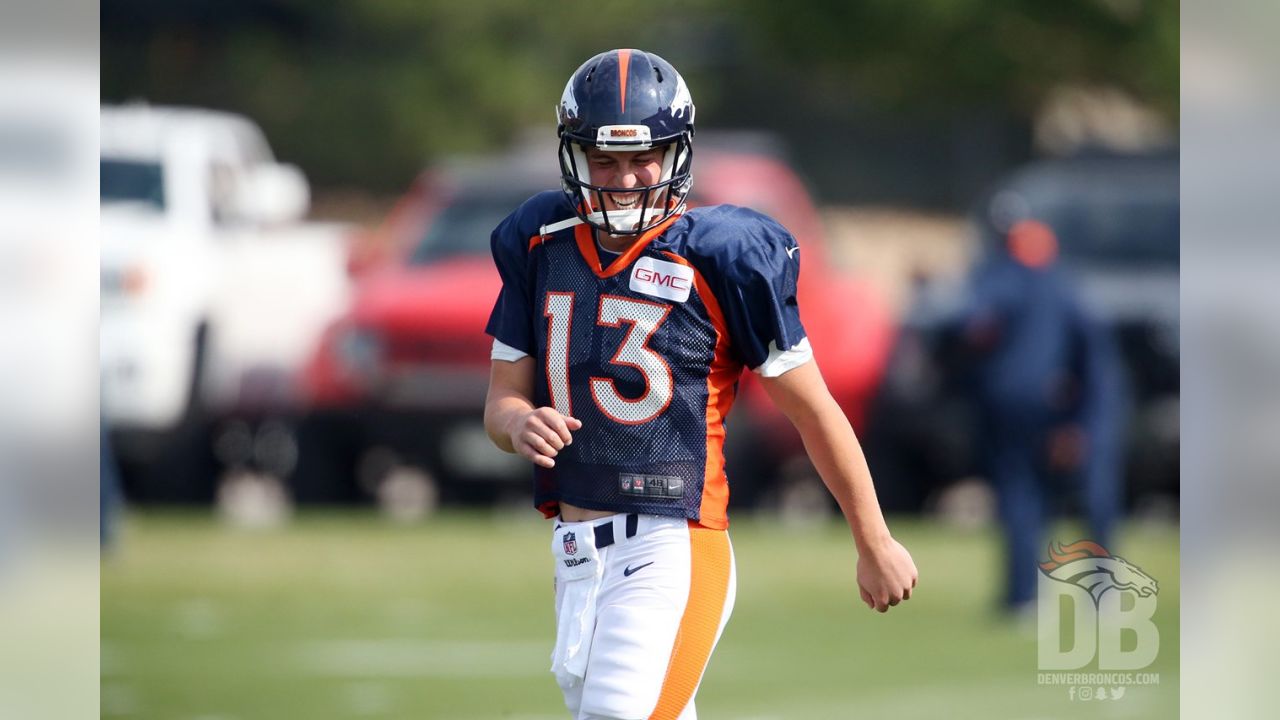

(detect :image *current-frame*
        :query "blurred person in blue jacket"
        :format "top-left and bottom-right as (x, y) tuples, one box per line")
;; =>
(959, 219), (1128, 613)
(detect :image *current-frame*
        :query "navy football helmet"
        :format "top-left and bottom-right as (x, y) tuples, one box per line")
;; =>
(557, 49), (695, 235)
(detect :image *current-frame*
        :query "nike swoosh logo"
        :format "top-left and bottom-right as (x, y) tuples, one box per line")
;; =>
(623, 562), (654, 577)
(786, 245), (799, 259)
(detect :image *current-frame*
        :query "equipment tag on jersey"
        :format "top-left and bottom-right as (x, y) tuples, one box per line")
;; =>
(619, 473), (684, 499)
(629, 257), (694, 303)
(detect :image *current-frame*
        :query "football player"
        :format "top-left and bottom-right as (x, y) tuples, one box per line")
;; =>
(484, 48), (918, 720)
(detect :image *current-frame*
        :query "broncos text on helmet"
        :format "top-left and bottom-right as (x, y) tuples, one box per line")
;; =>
(557, 49), (695, 236)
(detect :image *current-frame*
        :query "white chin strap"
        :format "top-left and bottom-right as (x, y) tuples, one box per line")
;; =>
(587, 206), (667, 233)
(538, 207), (671, 237)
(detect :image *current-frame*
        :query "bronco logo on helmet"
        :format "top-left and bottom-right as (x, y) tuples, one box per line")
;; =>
(557, 48), (695, 236)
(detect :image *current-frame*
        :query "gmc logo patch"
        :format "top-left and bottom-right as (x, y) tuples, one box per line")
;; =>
(629, 257), (694, 303)
(634, 267), (689, 290)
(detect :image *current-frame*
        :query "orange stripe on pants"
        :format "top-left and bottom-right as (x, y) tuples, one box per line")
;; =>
(648, 522), (732, 719)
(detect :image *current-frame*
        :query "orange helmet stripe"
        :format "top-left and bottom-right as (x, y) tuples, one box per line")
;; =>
(617, 49), (632, 113)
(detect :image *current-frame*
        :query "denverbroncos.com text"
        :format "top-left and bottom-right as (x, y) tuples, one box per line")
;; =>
(1037, 673), (1161, 686)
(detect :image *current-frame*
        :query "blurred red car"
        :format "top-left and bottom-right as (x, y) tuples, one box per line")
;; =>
(297, 134), (895, 507)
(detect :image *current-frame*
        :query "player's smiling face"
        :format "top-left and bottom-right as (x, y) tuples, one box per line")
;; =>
(585, 146), (666, 214)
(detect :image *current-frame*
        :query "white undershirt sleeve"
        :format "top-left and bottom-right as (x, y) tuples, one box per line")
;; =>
(753, 337), (814, 377)
(491, 338), (530, 362)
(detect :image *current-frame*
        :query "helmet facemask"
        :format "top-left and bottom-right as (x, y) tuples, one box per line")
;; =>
(558, 132), (693, 236)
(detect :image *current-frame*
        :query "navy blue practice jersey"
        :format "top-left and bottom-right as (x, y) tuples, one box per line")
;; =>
(485, 191), (806, 528)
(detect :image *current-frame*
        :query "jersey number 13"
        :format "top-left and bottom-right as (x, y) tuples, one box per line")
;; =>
(544, 292), (674, 425)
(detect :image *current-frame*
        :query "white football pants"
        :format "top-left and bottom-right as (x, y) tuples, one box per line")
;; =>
(550, 513), (736, 720)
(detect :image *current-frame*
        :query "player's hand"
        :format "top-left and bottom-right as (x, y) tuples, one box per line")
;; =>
(856, 536), (918, 613)
(508, 407), (582, 469)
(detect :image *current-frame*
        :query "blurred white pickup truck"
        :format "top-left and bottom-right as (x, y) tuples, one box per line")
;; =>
(100, 104), (350, 489)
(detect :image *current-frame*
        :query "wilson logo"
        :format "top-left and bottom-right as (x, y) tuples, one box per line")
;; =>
(629, 257), (694, 303)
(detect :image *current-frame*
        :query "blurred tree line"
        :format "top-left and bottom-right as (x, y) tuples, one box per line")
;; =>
(102, 0), (1176, 207)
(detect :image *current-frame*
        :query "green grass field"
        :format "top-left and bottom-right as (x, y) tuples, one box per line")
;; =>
(102, 511), (1178, 719)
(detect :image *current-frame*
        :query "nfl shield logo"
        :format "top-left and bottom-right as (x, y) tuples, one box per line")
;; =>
(563, 531), (577, 556)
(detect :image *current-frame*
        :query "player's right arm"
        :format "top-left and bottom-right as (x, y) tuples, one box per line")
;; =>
(482, 194), (583, 469)
(485, 356), (583, 469)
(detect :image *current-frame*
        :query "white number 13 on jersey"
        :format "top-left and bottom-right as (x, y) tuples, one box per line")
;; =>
(543, 292), (673, 425)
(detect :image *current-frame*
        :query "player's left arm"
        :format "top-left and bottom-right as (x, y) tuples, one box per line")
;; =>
(760, 360), (919, 613)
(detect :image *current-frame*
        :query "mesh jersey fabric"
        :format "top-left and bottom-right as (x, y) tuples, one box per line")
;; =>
(486, 191), (807, 527)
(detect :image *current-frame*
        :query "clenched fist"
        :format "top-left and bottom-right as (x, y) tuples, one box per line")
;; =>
(508, 407), (583, 469)
(856, 536), (919, 613)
